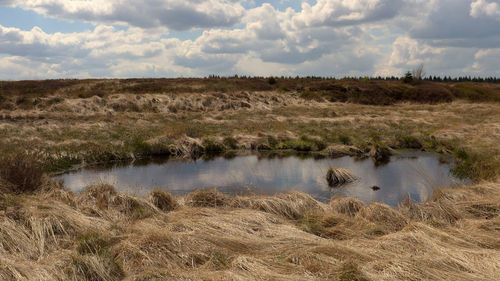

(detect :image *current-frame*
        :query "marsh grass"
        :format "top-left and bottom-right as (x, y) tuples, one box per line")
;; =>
(148, 188), (178, 212)
(0, 173), (499, 280)
(186, 188), (229, 208)
(447, 147), (498, 182)
(326, 168), (357, 187)
(1, 78), (500, 280)
(0, 153), (44, 193)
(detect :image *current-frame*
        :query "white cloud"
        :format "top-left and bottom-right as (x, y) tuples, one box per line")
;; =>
(0, 1), (499, 78)
(408, 0), (500, 48)
(1, 0), (245, 30)
(470, 0), (500, 19)
(292, 0), (404, 27)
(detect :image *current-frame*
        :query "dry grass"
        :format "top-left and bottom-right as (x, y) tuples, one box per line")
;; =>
(326, 167), (357, 187)
(330, 197), (365, 217)
(0, 180), (499, 280)
(148, 188), (178, 212)
(1, 79), (500, 280)
(231, 191), (323, 219)
(185, 188), (230, 208)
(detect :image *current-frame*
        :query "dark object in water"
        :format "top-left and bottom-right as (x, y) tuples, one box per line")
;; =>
(369, 145), (391, 165)
(326, 167), (356, 187)
(371, 186), (381, 191)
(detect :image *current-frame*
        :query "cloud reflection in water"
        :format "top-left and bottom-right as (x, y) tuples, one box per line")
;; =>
(57, 151), (465, 207)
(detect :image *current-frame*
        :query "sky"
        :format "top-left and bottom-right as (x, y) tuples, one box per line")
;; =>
(0, 0), (499, 79)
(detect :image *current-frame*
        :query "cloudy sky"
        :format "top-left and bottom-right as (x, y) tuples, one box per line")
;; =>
(0, 0), (499, 79)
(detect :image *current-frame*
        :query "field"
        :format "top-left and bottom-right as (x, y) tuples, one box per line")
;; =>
(1, 78), (500, 280)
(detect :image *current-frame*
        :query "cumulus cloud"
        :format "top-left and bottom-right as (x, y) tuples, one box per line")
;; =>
(292, 0), (404, 27)
(194, 3), (367, 64)
(387, 36), (481, 76)
(0, 0), (499, 79)
(1, 0), (245, 30)
(408, 0), (500, 48)
(470, 0), (500, 19)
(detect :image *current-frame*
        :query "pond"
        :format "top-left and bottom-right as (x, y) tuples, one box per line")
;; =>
(57, 151), (467, 207)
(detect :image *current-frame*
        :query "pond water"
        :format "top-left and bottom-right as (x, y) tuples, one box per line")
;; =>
(57, 151), (467, 207)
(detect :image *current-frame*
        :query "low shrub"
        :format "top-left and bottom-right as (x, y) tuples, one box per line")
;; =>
(396, 135), (423, 149)
(267, 135), (279, 148)
(278, 140), (313, 151)
(338, 135), (352, 145)
(0, 153), (44, 193)
(402, 84), (454, 104)
(222, 136), (238, 150)
(300, 136), (327, 151)
(15, 96), (34, 109)
(452, 148), (498, 181)
(451, 83), (500, 102)
(203, 139), (225, 154)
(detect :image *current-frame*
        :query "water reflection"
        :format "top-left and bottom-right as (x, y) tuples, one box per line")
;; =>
(57, 151), (466, 207)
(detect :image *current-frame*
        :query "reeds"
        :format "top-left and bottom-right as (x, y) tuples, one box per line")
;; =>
(326, 167), (357, 187)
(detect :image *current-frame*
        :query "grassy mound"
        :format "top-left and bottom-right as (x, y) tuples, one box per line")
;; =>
(357, 203), (408, 233)
(148, 188), (178, 212)
(185, 188), (229, 208)
(330, 197), (365, 217)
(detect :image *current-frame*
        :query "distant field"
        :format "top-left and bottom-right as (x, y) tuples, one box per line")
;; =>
(1, 78), (499, 106)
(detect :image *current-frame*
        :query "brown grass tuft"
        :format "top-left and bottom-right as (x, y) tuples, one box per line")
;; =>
(368, 144), (391, 165)
(330, 197), (365, 217)
(148, 188), (179, 212)
(185, 188), (229, 208)
(110, 194), (156, 219)
(231, 191), (323, 219)
(332, 261), (369, 281)
(357, 203), (408, 233)
(79, 184), (117, 210)
(326, 167), (356, 187)
(68, 253), (124, 281)
(399, 195), (462, 225)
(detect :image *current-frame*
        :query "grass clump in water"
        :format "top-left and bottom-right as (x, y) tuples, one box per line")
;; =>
(326, 168), (356, 187)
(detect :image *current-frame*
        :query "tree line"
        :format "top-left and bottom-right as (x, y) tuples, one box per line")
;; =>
(206, 74), (500, 83)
